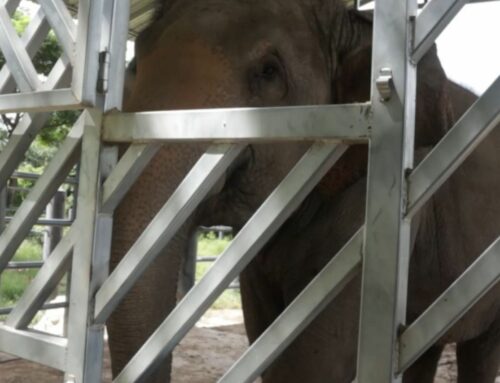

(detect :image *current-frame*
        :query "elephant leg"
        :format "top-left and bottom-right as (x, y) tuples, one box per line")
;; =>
(177, 229), (198, 299)
(107, 144), (204, 382)
(240, 257), (285, 344)
(456, 316), (500, 383)
(107, 232), (190, 383)
(402, 345), (444, 383)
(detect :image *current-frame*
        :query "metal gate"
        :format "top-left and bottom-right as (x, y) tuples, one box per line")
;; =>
(0, 0), (498, 382)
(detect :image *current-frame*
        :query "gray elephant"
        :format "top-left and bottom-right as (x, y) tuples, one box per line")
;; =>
(111, 0), (500, 382)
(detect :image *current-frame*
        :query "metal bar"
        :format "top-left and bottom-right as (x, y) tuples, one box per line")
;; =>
(197, 257), (218, 263)
(66, 110), (103, 383)
(38, 0), (76, 65)
(94, 144), (246, 323)
(5, 227), (74, 329)
(104, 0), (131, 111)
(72, 0), (104, 105)
(0, 325), (67, 370)
(0, 117), (83, 272)
(0, 88), (81, 114)
(357, 0), (417, 382)
(0, 188), (5, 235)
(11, 171), (78, 185)
(0, 54), (72, 187)
(78, 147), (117, 383)
(5, 261), (44, 269)
(0, 114), (48, 186)
(102, 104), (372, 143)
(407, 75), (500, 217)
(399, 236), (500, 372)
(113, 143), (347, 383)
(4, 217), (73, 226)
(412, 0), (467, 63)
(0, 7), (50, 94)
(0, 4), (41, 92)
(0, 301), (69, 316)
(220, 228), (364, 383)
(40, 54), (72, 91)
(3, 0), (21, 15)
(83, 214), (114, 383)
(101, 143), (161, 214)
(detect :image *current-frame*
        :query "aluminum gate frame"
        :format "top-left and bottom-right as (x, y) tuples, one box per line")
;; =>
(0, 0), (498, 382)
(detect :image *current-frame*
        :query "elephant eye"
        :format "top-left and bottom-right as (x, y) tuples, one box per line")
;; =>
(248, 53), (288, 103)
(261, 60), (280, 81)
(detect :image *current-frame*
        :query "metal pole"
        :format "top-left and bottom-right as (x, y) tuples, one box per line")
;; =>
(43, 190), (65, 260)
(0, 187), (6, 235)
(357, 0), (417, 382)
(65, 110), (104, 383)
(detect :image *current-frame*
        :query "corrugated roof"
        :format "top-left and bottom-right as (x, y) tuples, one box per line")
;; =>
(63, 0), (358, 39)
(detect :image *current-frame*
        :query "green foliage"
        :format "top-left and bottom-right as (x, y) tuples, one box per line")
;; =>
(32, 30), (62, 76)
(0, 9), (77, 144)
(39, 111), (79, 145)
(196, 234), (241, 309)
(197, 232), (232, 257)
(0, 240), (42, 308)
(0, 11), (62, 75)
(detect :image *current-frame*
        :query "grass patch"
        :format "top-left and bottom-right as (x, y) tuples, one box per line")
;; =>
(0, 240), (42, 308)
(196, 233), (241, 309)
(0, 234), (241, 314)
(197, 232), (232, 256)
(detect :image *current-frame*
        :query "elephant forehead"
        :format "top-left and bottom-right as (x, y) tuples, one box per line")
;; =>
(127, 36), (241, 111)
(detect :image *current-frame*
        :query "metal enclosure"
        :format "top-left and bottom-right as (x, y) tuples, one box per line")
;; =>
(0, 0), (498, 382)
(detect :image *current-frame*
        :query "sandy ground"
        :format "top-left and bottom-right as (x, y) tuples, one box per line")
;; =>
(0, 308), (498, 383)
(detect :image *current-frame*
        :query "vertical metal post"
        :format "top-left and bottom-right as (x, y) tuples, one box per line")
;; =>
(43, 190), (65, 260)
(357, 0), (417, 382)
(103, 0), (131, 112)
(0, 187), (6, 235)
(65, 110), (106, 383)
(72, 0), (104, 106)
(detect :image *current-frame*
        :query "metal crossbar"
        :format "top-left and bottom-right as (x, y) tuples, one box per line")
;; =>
(0, 4), (41, 92)
(407, 75), (500, 217)
(113, 143), (348, 382)
(0, 119), (83, 272)
(102, 104), (371, 143)
(399, 236), (500, 372)
(94, 144), (246, 323)
(0, 1), (498, 382)
(219, 228), (364, 383)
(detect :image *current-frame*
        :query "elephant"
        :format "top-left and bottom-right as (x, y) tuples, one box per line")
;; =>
(110, 0), (500, 382)
(241, 35), (500, 383)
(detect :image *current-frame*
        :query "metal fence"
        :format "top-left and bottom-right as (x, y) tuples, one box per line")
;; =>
(0, 172), (76, 316)
(0, 0), (498, 382)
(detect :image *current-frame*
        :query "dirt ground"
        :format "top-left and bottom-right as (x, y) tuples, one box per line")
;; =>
(0, 309), (498, 383)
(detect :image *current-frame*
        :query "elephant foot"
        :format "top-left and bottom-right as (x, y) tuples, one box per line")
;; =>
(457, 316), (500, 383)
(402, 345), (443, 383)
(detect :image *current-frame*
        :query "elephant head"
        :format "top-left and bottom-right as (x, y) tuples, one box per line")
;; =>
(124, 0), (373, 112)
(111, 1), (373, 381)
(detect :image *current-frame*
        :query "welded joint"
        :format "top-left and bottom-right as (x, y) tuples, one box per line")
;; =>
(375, 68), (394, 102)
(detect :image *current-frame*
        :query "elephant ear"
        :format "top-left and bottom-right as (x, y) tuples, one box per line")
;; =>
(304, 0), (373, 102)
(331, 9), (373, 103)
(333, 43), (372, 103)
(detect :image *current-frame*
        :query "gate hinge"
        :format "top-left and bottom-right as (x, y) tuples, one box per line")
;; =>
(97, 49), (111, 94)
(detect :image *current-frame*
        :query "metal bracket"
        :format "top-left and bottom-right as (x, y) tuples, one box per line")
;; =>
(97, 50), (110, 94)
(375, 68), (394, 102)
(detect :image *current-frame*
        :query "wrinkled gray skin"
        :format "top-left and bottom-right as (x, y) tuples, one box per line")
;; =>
(112, 0), (500, 382)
